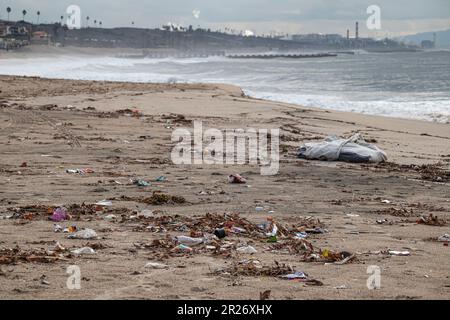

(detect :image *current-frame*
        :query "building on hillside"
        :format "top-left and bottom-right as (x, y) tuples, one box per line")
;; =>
(0, 25), (30, 37)
(31, 31), (50, 44)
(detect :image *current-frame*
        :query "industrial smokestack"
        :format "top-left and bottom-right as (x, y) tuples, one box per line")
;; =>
(355, 22), (359, 39)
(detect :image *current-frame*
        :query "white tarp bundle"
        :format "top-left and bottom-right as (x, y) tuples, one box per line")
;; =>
(298, 134), (387, 163)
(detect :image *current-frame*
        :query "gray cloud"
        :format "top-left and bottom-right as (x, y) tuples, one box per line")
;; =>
(1, 0), (449, 35)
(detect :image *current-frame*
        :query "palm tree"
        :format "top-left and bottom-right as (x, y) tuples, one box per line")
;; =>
(99, 21), (102, 27)
(86, 16), (90, 27)
(6, 7), (11, 21)
(94, 20), (97, 27)
(60, 15), (64, 25)
(22, 10), (27, 21)
(37, 11), (41, 24)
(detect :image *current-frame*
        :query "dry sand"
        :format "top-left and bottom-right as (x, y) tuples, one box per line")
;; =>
(0, 75), (449, 300)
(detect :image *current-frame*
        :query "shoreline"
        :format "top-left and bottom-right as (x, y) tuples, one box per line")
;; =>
(1, 74), (449, 167)
(0, 74), (449, 300)
(1, 73), (449, 128)
(1, 46), (449, 125)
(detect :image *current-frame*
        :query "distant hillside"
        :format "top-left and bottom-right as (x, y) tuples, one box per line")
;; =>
(398, 29), (450, 49)
(1, 19), (418, 51)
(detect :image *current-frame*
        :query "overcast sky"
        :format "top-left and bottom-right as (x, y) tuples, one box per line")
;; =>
(1, 0), (449, 36)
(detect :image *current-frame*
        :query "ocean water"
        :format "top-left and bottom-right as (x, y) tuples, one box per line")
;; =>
(1, 50), (449, 123)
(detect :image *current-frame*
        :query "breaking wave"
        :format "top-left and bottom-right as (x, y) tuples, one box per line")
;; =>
(0, 51), (449, 123)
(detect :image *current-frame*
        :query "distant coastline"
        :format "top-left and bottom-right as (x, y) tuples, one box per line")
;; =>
(1, 18), (421, 52)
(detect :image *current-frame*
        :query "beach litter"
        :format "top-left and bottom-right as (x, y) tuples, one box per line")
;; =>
(280, 271), (323, 286)
(237, 245), (258, 254)
(376, 219), (389, 225)
(388, 250), (411, 256)
(71, 247), (96, 255)
(66, 168), (95, 175)
(125, 212), (350, 266)
(155, 175), (166, 182)
(145, 262), (169, 269)
(51, 242), (66, 253)
(68, 228), (98, 240)
(417, 214), (447, 226)
(134, 179), (151, 187)
(20, 213), (35, 221)
(324, 253), (356, 265)
(261, 217), (278, 237)
(116, 108), (143, 118)
(335, 285), (348, 289)
(172, 244), (193, 253)
(175, 236), (204, 246)
(103, 214), (117, 221)
(65, 226), (77, 233)
(436, 234), (449, 246)
(49, 207), (69, 222)
(214, 228), (227, 239)
(40, 275), (50, 286)
(321, 249), (355, 263)
(267, 236), (278, 243)
(305, 227), (328, 234)
(95, 200), (113, 207)
(298, 134), (387, 163)
(138, 210), (154, 218)
(269, 238), (354, 264)
(214, 260), (322, 285)
(279, 271), (309, 280)
(228, 174), (247, 184)
(230, 226), (247, 234)
(54, 225), (77, 233)
(294, 232), (308, 239)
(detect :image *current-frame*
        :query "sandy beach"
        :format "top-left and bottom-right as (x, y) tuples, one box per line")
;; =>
(0, 74), (449, 300)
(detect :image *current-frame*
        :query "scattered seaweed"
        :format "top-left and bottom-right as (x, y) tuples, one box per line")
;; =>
(417, 214), (448, 226)
(0, 246), (70, 265)
(114, 192), (186, 205)
(215, 260), (294, 277)
(372, 207), (419, 218)
(363, 162), (450, 182)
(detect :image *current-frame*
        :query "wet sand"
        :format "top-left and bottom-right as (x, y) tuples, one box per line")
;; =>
(0, 75), (449, 300)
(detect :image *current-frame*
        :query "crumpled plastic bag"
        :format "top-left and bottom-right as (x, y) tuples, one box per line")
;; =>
(71, 247), (96, 255)
(68, 228), (98, 240)
(298, 134), (387, 163)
